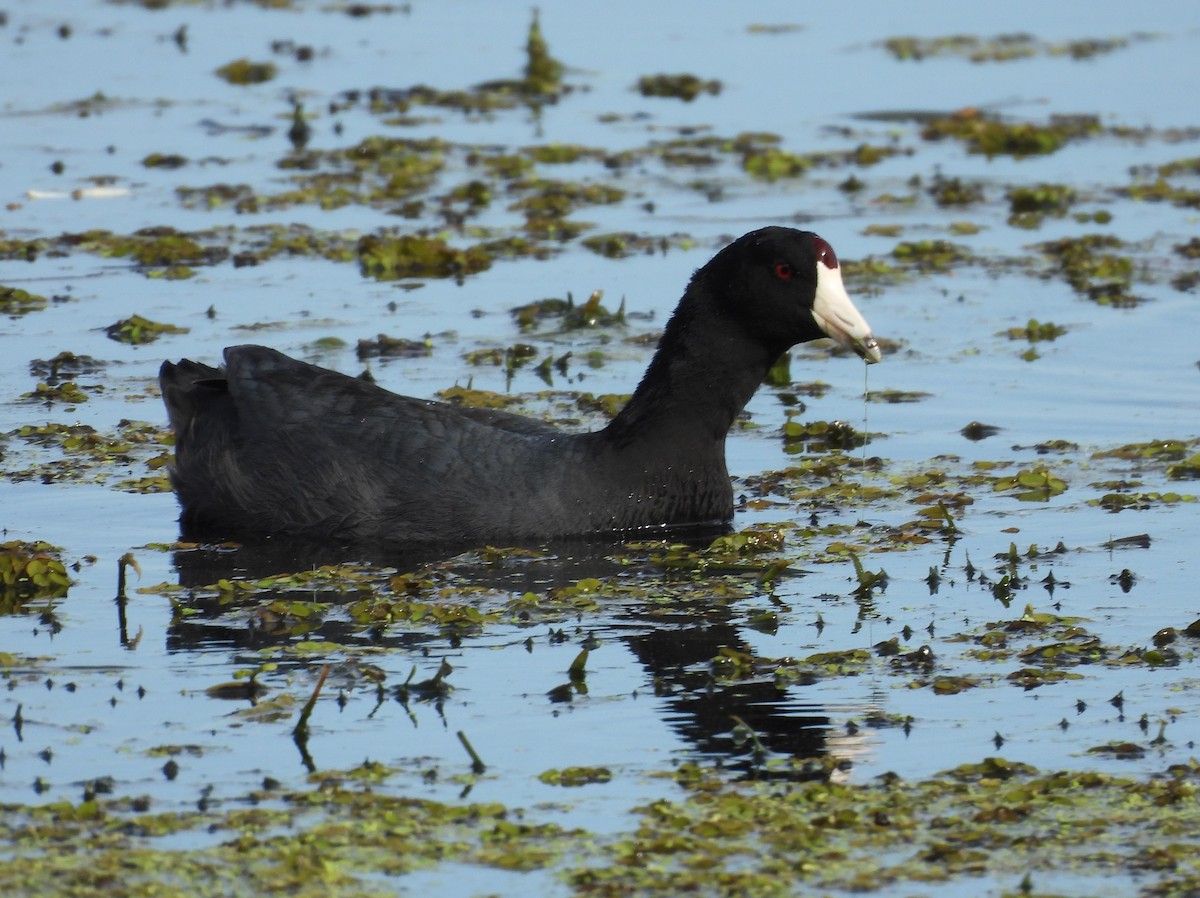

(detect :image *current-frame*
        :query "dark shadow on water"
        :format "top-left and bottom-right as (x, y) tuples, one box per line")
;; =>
(163, 528), (853, 781)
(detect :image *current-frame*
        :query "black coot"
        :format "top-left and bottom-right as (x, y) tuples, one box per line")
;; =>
(160, 226), (882, 544)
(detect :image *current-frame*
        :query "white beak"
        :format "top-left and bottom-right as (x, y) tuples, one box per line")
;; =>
(811, 261), (882, 364)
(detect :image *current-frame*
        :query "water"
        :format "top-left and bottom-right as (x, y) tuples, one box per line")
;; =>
(2, 2), (1200, 895)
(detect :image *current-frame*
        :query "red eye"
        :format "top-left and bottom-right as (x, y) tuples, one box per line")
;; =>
(812, 235), (839, 269)
(773, 262), (794, 280)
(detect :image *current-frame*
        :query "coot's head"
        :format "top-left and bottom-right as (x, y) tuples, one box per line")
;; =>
(704, 226), (882, 363)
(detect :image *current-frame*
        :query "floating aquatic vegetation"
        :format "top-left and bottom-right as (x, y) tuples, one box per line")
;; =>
(357, 233), (492, 281)
(508, 178), (625, 220)
(6, 420), (171, 488)
(29, 352), (105, 381)
(538, 766), (613, 787)
(840, 257), (909, 295)
(20, 381), (90, 404)
(1008, 182), (1077, 227)
(866, 389), (931, 404)
(920, 109), (1100, 158)
(1093, 438), (1195, 462)
(510, 290), (624, 332)
(882, 32), (1143, 62)
(1090, 491), (1196, 512)
(141, 153), (188, 169)
(782, 418), (871, 453)
(214, 58), (278, 85)
(581, 232), (663, 259)
(524, 143), (607, 165)
(883, 32), (1039, 62)
(1009, 183), (1076, 213)
(72, 227), (229, 273)
(435, 385), (523, 411)
(355, 334), (431, 359)
(1120, 176), (1200, 209)
(891, 239), (970, 269)
(573, 392), (629, 418)
(742, 146), (813, 181)
(1167, 454), (1200, 480)
(993, 466), (1067, 501)
(928, 174), (985, 206)
(0, 540), (71, 609)
(1000, 319), (1067, 342)
(0, 286), (49, 317)
(105, 314), (189, 345)
(636, 73), (722, 102)
(1036, 234), (1141, 306)
(1122, 154), (1200, 210)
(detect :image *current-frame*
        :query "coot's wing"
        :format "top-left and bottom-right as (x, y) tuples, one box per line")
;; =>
(163, 345), (562, 539)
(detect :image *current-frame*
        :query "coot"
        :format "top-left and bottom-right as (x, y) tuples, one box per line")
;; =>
(160, 226), (882, 544)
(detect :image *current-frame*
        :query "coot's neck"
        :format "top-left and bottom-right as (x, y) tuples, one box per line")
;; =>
(601, 279), (781, 450)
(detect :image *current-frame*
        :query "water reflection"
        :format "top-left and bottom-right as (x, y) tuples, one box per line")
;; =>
(156, 533), (877, 780)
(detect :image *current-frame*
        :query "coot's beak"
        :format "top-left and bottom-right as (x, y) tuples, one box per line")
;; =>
(812, 260), (882, 364)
